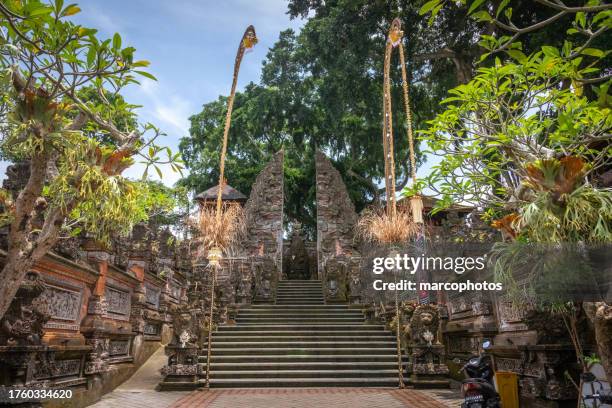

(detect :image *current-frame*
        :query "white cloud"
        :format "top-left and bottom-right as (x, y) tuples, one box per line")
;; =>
(139, 79), (191, 136)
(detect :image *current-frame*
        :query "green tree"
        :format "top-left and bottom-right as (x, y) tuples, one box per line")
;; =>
(180, 0), (584, 234)
(0, 0), (180, 320)
(419, 0), (611, 381)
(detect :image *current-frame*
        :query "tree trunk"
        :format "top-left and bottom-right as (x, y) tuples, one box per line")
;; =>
(584, 302), (612, 383)
(0, 254), (38, 321)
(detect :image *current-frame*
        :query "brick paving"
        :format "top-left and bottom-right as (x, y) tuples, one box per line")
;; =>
(170, 388), (462, 408)
(88, 347), (188, 408)
(86, 340), (462, 408)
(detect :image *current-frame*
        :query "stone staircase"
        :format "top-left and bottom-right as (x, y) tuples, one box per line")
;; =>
(199, 280), (403, 387)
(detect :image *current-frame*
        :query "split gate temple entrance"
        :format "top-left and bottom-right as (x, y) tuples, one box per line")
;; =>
(159, 149), (404, 389)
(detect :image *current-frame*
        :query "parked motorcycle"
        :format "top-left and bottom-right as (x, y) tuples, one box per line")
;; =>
(460, 340), (501, 408)
(582, 371), (612, 407)
(583, 390), (612, 406)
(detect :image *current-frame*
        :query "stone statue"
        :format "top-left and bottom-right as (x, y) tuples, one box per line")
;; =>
(253, 257), (278, 301)
(348, 256), (363, 304)
(284, 223), (310, 280)
(323, 257), (348, 302)
(407, 304), (449, 384)
(0, 271), (50, 346)
(410, 304), (441, 346)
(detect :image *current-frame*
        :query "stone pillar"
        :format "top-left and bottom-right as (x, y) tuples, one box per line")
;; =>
(82, 246), (111, 375)
(243, 150), (284, 276)
(315, 150), (359, 279)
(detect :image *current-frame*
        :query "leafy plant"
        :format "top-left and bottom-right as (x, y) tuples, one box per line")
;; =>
(0, 0), (181, 320)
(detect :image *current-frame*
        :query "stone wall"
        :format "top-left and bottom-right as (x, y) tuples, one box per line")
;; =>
(0, 222), (190, 408)
(315, 150), (359, 278)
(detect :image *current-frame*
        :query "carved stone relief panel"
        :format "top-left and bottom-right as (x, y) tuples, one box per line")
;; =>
(109, 339), (130, 357)
(34, 358), (82, 379)
(145, 283), (161, 308)
(104, 283), (131, 321)
(144, 322), (161, 336)
(447, 335), (479, 355)
(41, 277), (83, 331)
(496, 295), (528, 331)
(169, 279), (181, 301)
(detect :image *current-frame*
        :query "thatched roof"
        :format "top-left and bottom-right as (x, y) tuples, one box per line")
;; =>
(397, 194), (474, 212)
(195, 184), (247, 203)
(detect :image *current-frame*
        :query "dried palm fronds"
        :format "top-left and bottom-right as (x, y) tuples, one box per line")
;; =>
(356, 207), (419, 245)
(198, 201), (245, 253)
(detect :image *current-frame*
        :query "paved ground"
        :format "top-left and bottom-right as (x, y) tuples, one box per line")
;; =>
(171, 388), (462, 408)
(87, 347), (462, 408)
(88, 347), (188, 408)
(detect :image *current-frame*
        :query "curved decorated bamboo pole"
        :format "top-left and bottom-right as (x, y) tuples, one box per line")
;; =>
(383, 18), (418, 217)
(215, 25), (258, 221)
(206, 25), (257, 390)
(383, 17), (424, 390)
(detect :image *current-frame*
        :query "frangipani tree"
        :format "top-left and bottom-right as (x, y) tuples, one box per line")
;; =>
(420, 0), (612, 382)
(0, 0), (181, 320)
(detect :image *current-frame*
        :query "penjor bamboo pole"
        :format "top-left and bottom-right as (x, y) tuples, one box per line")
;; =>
(205, 25), (257, 390)
(383, 17), (407, 389)
(204, 267), (216, 388)
(398, 43), (417, 184)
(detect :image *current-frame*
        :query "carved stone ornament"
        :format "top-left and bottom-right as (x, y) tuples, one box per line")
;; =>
(410, 304), (441, 346)
(0, 271), (51, 346)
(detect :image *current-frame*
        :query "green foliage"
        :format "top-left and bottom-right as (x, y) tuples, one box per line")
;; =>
(0, 0), (181, 245)
(520, 185), (612, 243)
(138, 180), (189, 228)
(180, 1), (478, 231)
(48, 135), (149, 243)
(420, 50), (611, 211)
(73, 86), (139, 146)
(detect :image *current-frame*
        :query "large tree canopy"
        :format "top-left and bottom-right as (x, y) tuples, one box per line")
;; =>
(178, 0), (584, 234)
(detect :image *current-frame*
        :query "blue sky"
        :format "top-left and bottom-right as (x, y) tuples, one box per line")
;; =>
(71, 0), (304, 186)
(1, 1), (305, 185)
(1, 0), (439, 194)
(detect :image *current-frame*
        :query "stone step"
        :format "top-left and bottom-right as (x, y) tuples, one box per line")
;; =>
(244, 305), (351, 310)
(212, 335), (395, 342)
(210, 369), (400, 379)
(213, 330), (395, 341)
(201, 347), (398, 356)
(199, 354), (399, 363)
(276, 293), (323, 300)
(237, 311), (362, 316)
(217, 324), (386, 331)
(247, 304), (343, 308)
(275, 295), (323, 298)
(276, 287), (322, 290)
(234, 317), (364, 323)
(210, 341), (396, 348)
(276, 289), (323, 292)
(204, 377), (402, 388)
(278, 280), (321, 284)
(238, 311), (355, 316)
(207, 361), (404, 370)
